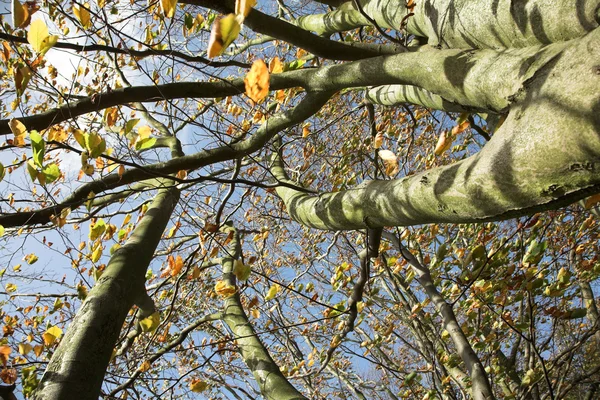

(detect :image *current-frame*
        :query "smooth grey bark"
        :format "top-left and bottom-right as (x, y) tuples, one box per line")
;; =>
(298, 0), (600, 49)
(220, 225), (308, 400)
(33, 180), (180, 400)
(366, 84), (479, 113)
(271, 28), (600, 230)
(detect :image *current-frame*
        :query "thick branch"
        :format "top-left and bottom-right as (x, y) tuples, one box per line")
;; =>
(34, 180), (180, 400)
(271, 29), (600, 230)
(220, 224), (308, 400)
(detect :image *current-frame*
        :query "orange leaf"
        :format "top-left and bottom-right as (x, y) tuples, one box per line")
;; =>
(0, 346), (11, 367)
(434, 130), (453, 155)
(244, 60), (269, 104)
(268, 56), (283, 74)
(0, 368), (17, 385)
(378, 150), (399, 176)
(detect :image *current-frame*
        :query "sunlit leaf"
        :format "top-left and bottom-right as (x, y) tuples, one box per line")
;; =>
(30, 130), (45, 168)
(434, 130), (453, 155)
(264, 284), (279, 301)
(12, 0), (28, 28)
(42, 163), (61, 184)
(160, 0), (178, 18)
(135, 137), (157, 151)
(207, 14), (241, 58)
(0, 163), (5, 183)
(24, 253), (38, 264)
(233, 259), (251, 281)
(139, 311), (160, 332)
(0, 226), (4, 237)
(215, 280), (236, 298)
(244, 59), (269, 104)
(139, 360), (151, 372)
(378, 149), (399, 176)
(89, 219), (107, 241)
(9, 118), (27, 146)
(235, 0), (256, 18)
(269, 56), (283, 74)
(73, 3), (92, 29)
(190, 379), (208, 393)
(27, 19), (58, 55)
(18, 343), (32, 356)
(42, 326), (63, 346)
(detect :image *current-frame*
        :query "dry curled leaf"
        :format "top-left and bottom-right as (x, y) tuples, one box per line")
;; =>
(378, 149), (399, 176)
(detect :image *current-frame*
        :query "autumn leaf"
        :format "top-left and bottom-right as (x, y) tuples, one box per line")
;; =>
(233, 259), (251, 281)
(434, 130), (453, 155)
(207, 14), (241, 58)
(14, 65), (33, 96)
(269, 56), (284, 74)
(0, 346), (11, 367)
(378, 149), (399, 176)
(373, 132), (384, 149)
(190, 379), (209, 392)
(264, 284), (280, 301)
(161, 0), (178, 18)
(235, 0), (256, 19)
(139, 360), (151, 372)
(584, 193), (600, 209)
(215, 280), (236, 298)
(12, 0), (28, 28)
(27, 19), (58, 55)
(9, 118), (27, 146)
(73, 3), (92, 29)
(0, 368), (17, 385)
(139, 311), (160, 332)
(42, 326), (63, 346)
(244, 60), (269, 104)
(18, 343), (32, 356)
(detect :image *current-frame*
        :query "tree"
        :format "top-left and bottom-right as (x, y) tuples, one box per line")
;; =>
(0, 0), (599, 399)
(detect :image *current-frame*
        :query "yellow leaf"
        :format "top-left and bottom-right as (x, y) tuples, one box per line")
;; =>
(160, 0), (178, 18)
(18, 343), (32, 356)
(5, 283), (17, 293)
(42, 326), (62, 346)
(378, 149), (399, 176)
(207, 14), (241, 58)
(27, 19), (58, 55)
(215, 280), (236, 298)
(373, 132), (384, 149)
(235, 0), (256, 18)
(73, 3), (92, 29)
(9, 118), (27, 146)
(244, 59), (269, 104)
(269, 56), (283, 74)
(12, 0), (29, 29)
(434, 130), (453, 156)
(190, 379), (208, 393)
(139, 311), (160, 332)
(91, 245), (103, 262)
(139, 360), (151, 372)
(33, 345), (43, 357)
(0, 226), (4, 237)
(24, 253), (38, 264)
(97, 0), (106, 7)
(265, 284), (279, 301)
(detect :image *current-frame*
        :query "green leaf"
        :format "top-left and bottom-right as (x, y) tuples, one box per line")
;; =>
(233, 259), (251, 281)
(124, 118), (140, 134)
(30, 130), (45, 168)
(86, 132), (106, 158)
(0, 162), (5, 182)
(42, 163), (61, 183)
(135, 137), (157, 151)
(89, 219), (107, 241)
(0, 225), (4, 237)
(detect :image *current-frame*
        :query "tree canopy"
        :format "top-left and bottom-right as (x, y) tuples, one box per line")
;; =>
(0, 0), (599, 399)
